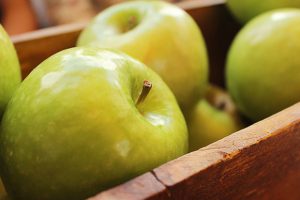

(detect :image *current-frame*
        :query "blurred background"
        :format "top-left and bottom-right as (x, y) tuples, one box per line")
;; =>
(0, 0), (191, 36)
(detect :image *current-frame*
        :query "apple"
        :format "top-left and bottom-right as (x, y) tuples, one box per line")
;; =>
(188, 85), (243, 151)
(227, 0), (300, 23)
(0, 25), (21, 117)
(0, 180), (7, 200)
(77, 1), (209, 114)
(0, 47), (188, 200)
(226, 9), (300, 121)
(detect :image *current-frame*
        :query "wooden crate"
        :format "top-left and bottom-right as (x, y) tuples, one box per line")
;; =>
(10, 0), (300, 199)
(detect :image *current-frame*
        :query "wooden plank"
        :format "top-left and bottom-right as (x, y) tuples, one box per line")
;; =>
(152, 102), (300, 200)
(87, 173), (169, 200)
(11, 23), (85, 78)
(176, 0), (225, 9)
(186, 2), (240, 86)
(88, 103), (300, 200)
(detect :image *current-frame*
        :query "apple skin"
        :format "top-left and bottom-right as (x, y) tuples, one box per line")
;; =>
(227, 0), (300, 23)
(188, 85), (243, 151)
(0, 47), (188, 200)
(0, 180), (7, 200)
(0, 25), (21, 116)
(226, 9), (300, 121)
(77, 1), (209, 113)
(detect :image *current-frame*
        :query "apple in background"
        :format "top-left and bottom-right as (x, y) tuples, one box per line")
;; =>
(0, 25), (21, 117)
(0, 47), (188, 200)
(77, 0), (209, 114)
(188, 85), (243, 151)
(227, 0), (300, 23)
(226, 9), (300, 121)
(0, 180), (7, 200)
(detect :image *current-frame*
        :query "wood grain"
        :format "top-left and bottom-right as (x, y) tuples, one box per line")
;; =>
(11, 22), (85, 78)
(92, 103), (300, 200)
(153, 102), (300, 200)
(87, 173), (169, 200)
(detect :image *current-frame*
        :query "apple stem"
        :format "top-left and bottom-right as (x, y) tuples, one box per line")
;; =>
(216, 101), (226, 111)
(126, 16), (137, 32)
(136, 80), (152, 105)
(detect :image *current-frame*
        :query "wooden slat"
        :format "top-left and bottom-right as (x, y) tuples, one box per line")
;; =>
(11, 23), (85, 78)
(176, 0), (225, 9)
(91, 103), (300, 200)
(88, 173), (169, 200)
(152, 102), (300, 200)
(186, 2), (240, 86)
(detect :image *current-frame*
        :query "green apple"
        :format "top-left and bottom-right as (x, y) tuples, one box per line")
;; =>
(226, 9), (300, 121)
(188, 85), (243, 151)
(0, 25), (21, 117)
(0, 47), (188, 200)
(227, 0), (300, 23)
(77, 0), (209, 113)
(0, 179), (7, 200)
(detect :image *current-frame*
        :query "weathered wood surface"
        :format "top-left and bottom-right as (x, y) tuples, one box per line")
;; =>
(90, 103), (300, 200)
(88, 173), (168, 200)
(12, 22), (85, 78)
